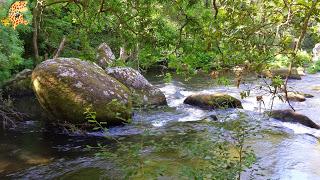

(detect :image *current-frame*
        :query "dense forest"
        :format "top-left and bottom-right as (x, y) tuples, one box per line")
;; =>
(1, 0), (319, 83)
(1, 0), (320, 179)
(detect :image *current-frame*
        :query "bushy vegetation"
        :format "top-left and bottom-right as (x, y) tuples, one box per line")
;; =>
(307, 59), (320, 73)
(0, 0), (33, 84)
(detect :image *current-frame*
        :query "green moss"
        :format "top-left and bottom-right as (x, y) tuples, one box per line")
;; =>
(32, 58), (133, 125)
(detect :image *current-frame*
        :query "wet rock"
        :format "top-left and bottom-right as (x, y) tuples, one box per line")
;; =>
(312, 86), (320, 91)
(12, 150), (52, 165)
(286, 92), (306, 102)
(106, 67), (167, 106)
(96, 43), (116, 69)
(299, 92), (314, 98)
(1, 69), (33, 98)
(260, 68), (301, 80)
(312, 43), (320, 61)
(32, 58), (132, 124)
(285, 91), (313, 102)
(268, 109), (320, 129)
(206, 114), (218, 121)
(297, 67), (305, 76)
(184, 93), (243, 109)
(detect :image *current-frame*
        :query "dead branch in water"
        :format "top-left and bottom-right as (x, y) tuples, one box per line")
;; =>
(0, 93), (25, 129)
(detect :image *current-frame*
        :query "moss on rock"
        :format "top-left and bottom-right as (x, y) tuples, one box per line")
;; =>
(184, 93), (242, 109)
(261, 68), (301, 80)
(32, 58), (132, 125)
(106, 67), (167, 106)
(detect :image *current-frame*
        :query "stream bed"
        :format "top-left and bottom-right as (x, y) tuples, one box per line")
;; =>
(1, 72), (320, 179)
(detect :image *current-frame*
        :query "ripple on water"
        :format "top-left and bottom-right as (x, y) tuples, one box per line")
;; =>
(3, 72), (320, 178)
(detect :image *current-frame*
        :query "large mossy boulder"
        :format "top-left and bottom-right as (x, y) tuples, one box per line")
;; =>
(268, 109), (320, 129)
(184, 93), (243, 109)
(32, 58), (132, 124)
(106, 67), (167, 106)
(96, 43), (116, 69)
(1, 69), (33, 98)
(261, 68), (301, 80)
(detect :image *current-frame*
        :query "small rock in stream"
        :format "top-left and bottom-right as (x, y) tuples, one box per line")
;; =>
(184, 93), (243, 110)
(268, 109), (320, 129)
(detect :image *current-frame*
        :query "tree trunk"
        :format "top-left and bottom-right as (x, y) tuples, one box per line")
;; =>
(32, 6), (40, 65)
(53, 36), (67, 59)
(284, 0), (318, 111)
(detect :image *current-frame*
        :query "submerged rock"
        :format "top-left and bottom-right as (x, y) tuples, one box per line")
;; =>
(106, 67), (167, 106)
(260, 68), (301, 80)
(184, 93), (243, 109)
(1, 69), (33, 98)
(96, 43), (116, 69)
(268, 109), (320, 129)
(32, 58), (132, 124)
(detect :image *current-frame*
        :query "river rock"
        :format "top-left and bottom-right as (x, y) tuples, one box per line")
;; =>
(96, 43), (116, 69)
(312, 43), (320, 61)
(268, 109), (320, 129)
(1, 69), (33, 98)
(106, 67), (167, 106)
(298, 92), (314, 98)
(296, 67), (305, 76)
(312, 86), (320, 91)
(32, 58), (132, 124)
(184, 93), (243, 109)
(260, 68), (301, 80)
(286, 92), (306, 102)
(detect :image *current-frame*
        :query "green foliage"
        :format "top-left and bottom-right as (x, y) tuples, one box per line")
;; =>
(164, 72), (172, 83)
(0, 0), (32, 84)
(307, 60), (320, 74)
(216, 76), (231, 86)
(240, 90), (251, 99)
(269, 55), (290, 68)
(271, 76), (284, 89)
(296, 50), (312, 66)
(2, 0), (320, 79)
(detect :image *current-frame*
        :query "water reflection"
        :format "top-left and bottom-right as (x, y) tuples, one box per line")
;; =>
(1, 72), (320, 179)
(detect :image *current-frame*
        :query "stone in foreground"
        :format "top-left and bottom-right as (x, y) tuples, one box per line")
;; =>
(32, 58), (132, 124)
(106, 67), (167, 106)
(268, 109), (320, 129)
(184, 93), (242, 109)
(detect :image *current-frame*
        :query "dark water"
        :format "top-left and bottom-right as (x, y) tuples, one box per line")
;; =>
(1, 72), (320, 179)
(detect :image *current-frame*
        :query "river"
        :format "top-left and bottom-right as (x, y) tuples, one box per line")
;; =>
(1, 72), (320, 179)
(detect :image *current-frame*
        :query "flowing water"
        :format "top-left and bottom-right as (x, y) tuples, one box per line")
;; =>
(1, 72), (320, 179)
